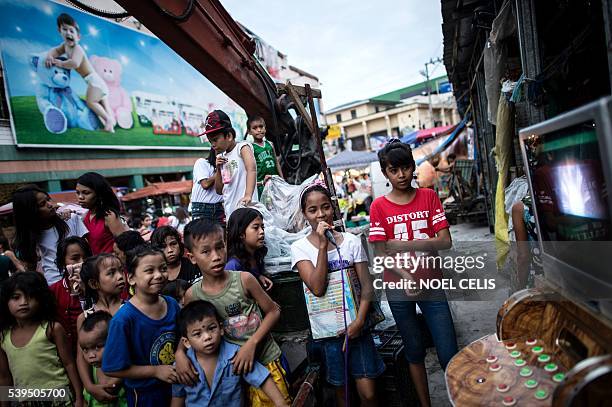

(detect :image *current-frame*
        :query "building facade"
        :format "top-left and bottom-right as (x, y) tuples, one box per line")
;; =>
(324, 76), (459, 151)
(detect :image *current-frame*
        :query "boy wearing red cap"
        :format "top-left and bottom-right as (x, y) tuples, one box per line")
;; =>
(201, 110), (258, 219)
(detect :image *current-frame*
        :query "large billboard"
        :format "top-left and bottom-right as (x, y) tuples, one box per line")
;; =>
(0, 0), (248, 149)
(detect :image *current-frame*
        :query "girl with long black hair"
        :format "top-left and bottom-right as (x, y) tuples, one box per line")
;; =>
(76, 172), (128, 255)
(12, 185), (88, 285)
(225, 207), (274, 290)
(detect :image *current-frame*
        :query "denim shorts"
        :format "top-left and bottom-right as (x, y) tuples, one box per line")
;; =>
(191, 202), (225, 225)
(319, 333), (385, 386)
(387, 297), (458, 370)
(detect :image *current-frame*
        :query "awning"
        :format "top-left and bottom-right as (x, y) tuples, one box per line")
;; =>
(416, 124), (455, 141)
(415, 113), (470, 165)
(121, 180), (193, 202)
(327, 149), (378, 171)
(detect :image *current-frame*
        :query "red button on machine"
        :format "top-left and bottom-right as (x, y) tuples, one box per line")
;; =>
(502, 396), (516, 406)
(496, 383), (510, 393)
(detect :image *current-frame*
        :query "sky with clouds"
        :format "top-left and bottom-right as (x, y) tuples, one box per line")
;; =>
(221, 0), (448, 110)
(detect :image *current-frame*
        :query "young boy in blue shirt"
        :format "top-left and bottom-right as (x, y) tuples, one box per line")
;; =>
(170, 300), (288, 407)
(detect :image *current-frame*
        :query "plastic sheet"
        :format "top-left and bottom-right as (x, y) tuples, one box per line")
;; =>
(264, 226), (311, 275)
(373, 301), (397, 331)
(504, 176), (530, 241)
(242, 198), (310, 275)
(244, 174), (319, 274)
(259, 174), (319, 232)
(504, 176), (530, 215)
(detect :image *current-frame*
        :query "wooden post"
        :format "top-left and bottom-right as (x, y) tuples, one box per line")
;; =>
(304, 84), (345, 231)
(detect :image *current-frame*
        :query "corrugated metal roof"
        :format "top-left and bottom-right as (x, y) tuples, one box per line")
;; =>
(326, 75), (450, 113)
(370, 75), (449, 102)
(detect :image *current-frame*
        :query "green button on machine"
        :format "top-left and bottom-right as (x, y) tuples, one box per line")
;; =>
(520, 367), (533, 377)
(552, 372), (565, 382)
(532, 346), (544, 354)
(514, 359), (527, 367)
(535, 389), (548, 400)
(524, 379), (538, 389)
(537, 354), (551, 363)
(544, 363), (558, 372)
(510, 350), (521, 358)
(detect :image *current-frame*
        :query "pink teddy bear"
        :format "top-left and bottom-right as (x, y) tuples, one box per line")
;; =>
(90, 56), (133, 129)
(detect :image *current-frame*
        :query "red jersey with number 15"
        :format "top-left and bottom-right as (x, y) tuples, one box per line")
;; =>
(369, 188), (449, 282)
(369, 189), (449, 242)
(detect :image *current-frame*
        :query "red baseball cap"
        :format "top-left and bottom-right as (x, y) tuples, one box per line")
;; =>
(200, 110), (232, 136)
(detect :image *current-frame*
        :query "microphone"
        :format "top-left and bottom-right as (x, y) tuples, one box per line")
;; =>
(325, 229), (338, 247)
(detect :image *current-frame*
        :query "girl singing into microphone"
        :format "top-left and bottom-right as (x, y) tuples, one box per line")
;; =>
(291, 183), (384, 407)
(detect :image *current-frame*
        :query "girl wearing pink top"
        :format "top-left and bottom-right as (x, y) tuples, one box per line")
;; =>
(76, 172), (128, 255)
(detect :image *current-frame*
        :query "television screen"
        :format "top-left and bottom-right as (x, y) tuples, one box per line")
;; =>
(523, 120), (611, 273)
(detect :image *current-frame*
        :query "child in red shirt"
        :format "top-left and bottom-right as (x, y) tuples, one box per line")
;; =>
(368, 140), (458, 407)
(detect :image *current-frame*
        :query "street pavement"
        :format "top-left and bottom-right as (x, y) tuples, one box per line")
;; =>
(429, 222), (505, 406)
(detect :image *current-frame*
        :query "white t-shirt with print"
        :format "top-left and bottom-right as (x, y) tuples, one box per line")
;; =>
(291, 232), (368, 338)
(39, 213), (88, 285)
(221, 141), (259, 219)
(191, 158), (223, 204)
(291, 232), (368, 276)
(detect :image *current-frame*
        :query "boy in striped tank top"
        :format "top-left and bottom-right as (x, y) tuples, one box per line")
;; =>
(175, 219), (291, 406)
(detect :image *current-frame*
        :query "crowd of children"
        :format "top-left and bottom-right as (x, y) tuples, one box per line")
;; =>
(0, 110), (458, 407)
(0, 210), (292, 407)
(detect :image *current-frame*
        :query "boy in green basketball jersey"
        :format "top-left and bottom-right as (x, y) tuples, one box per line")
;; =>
(248, 116), (284, 197)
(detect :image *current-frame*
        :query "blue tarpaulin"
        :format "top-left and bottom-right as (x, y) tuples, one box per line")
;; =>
(415, 113), (470, 165)
(400, 130), (419, 144)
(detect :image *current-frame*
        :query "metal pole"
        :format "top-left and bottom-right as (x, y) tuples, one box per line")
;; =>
(426, 62), (433, 128)
(424, 57), (443, 128)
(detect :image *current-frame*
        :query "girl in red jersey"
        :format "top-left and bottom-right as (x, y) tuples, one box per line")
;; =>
(368, 140), (458, 407)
